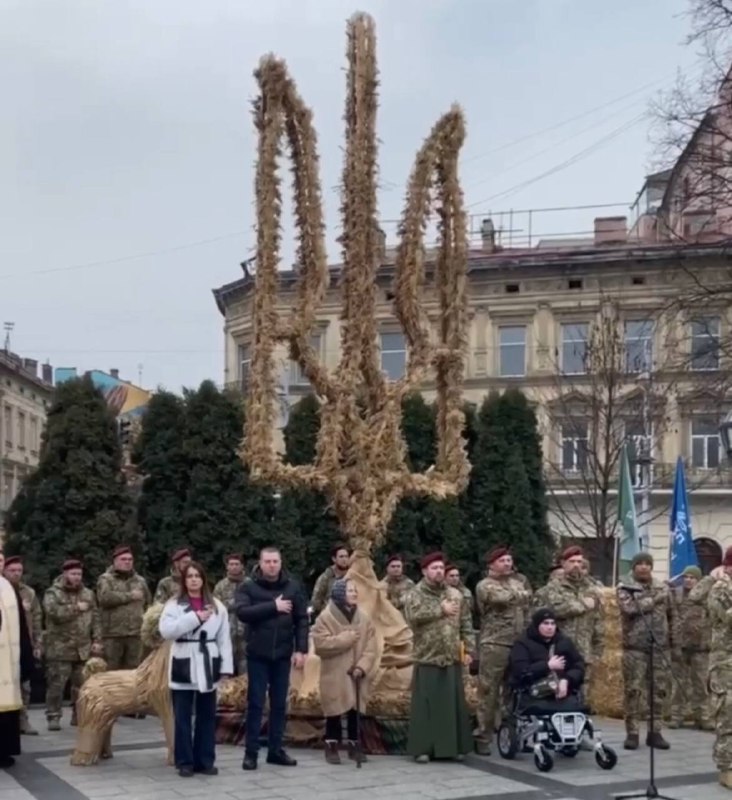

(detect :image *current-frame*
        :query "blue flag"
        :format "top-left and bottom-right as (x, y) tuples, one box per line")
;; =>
(669, 456), (698, 581)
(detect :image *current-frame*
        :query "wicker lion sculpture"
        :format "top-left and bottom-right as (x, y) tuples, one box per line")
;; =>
(70, 604), (173, 766)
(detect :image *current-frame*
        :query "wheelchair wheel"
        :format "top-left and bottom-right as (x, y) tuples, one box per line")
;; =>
(496, 721), (519, 760)
(560, 746), (579, 757)
(595, 744), (617, 771)
(534, 745), (554, 773)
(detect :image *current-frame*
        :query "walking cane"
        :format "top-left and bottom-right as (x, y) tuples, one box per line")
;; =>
(354, 673), (362, 769)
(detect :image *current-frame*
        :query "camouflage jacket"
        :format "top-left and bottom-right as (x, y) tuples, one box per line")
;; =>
(671, 585), (710, 652)
(476, 573), (532, 647)
(213, 576), (246, 645)
(707, 575), (732, 667)
(43, 577), (101, 661)
(154, 573), (181, 605)
(404, 579), (474, 667)
(379, 575), (415, 612)
(96, 567), (151, 638)
(533, 576), (604, 662)
(617, 578), (673, 652)
(311, 566), (347, 615)
(18, 582), (42, 651)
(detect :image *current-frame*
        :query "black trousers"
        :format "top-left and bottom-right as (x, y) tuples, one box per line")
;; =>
(171, 689), (217, 771)
(324, 709), (358, 742)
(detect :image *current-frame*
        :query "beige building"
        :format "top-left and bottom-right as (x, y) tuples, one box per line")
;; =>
(0, 352), (54, 537)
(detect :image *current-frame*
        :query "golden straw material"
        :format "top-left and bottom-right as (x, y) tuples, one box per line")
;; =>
(588, 587), (623, 719)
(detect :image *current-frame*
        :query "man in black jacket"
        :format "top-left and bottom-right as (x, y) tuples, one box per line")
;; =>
(235, 546), (309, 771)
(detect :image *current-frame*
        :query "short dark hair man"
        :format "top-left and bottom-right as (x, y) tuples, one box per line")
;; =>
(235, 547), (309, 771)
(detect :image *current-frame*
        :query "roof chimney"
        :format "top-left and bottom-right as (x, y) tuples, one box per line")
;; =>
(22, 358), (38, 377)
(41, 363), (53, 385)
(110, 368), (119, 379)
(594, 216), (627, 245)
(480, 218), (497, 252)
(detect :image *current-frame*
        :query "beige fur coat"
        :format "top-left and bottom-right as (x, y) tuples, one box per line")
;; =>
(312, 601), (378, 717)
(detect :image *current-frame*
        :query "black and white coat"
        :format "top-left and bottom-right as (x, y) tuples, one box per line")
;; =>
(159, 597), (233, 693)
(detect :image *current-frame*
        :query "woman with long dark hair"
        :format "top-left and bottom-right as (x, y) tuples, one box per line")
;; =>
(159, 561), (232, 777)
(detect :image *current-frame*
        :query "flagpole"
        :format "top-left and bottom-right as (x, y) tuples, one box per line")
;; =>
(612, 530), (620, 586)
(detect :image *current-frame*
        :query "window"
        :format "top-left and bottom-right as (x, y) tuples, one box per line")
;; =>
(625, 419), (653, 487)
(238, 345), (251, 391)
(290, 335), (322, 385)
(691, 317), (720, 371)
(499, 326), (526, 377)
(17, 412), (26, 449)
(624, 320), (653, 373)
(691, 416), (721, 469)
(561, 322), (588, 375)
(505, 283), (520, 294)
(631, 276), (646, 286)
(568, 279), (583, 290)
(30, 416), (39, 453)
(561, 422), (588, 473)
(380, 332), (406, 380)
(3, 405), (12, 448)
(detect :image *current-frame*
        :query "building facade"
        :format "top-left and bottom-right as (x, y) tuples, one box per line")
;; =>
(0, 352), (54, 538)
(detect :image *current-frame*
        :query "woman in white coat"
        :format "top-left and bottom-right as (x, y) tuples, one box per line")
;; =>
(159, 561), (233, 778)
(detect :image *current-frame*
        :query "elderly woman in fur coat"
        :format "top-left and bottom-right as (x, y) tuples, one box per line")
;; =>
(312, 578), (378, 765)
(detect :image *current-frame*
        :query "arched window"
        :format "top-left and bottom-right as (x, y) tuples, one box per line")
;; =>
(694, 537), (723, 575)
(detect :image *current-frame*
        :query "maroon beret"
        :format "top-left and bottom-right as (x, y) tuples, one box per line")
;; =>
(385, 554), (403, 566)
(445, 563), (459, 573)
(486, 546), (510, 564)
(420, 551), (446, 570)
(561, 545), (585, 561)
(112, 545), (132, 559)
(4, 555), (22, 568)
(225, 553), (244, 563)
(63, 559), (83, 571)
(171, 548), (191, 563)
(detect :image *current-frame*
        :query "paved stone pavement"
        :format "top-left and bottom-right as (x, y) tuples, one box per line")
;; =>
(0, 709), (725, 800)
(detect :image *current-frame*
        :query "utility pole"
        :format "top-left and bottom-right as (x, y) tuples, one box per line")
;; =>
(636, 337), (653, 551)
(3, 322), (14, 352)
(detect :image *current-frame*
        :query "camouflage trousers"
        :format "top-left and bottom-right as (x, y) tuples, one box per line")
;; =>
(103, 636), (142, 671)
(45, 660), (85, 720)
(622, 649), (669, 735)
(19, 681), (32, 730)
(709, 662), (732, 770)
(669, 650), (711, 725)
(477, 644), (511, 736)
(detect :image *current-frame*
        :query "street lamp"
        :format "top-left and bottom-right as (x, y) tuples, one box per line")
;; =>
(720, 410), (732, 461)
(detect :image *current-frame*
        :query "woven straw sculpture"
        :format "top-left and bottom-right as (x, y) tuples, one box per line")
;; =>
(244, 12), (469, 554)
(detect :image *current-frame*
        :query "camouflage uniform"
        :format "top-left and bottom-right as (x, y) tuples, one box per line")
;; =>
(311, 566), (347, 616)
(617, 578), (673, 737)
(214, 575), (247, 675)
(475, 574), (532, 743)
(153, 572), (181, 605)
(706, 575), (732, 777)
(43, 577), (101, 723)
(379, 575), (415, 613)
(533, 575), (604, 689)
(96, 567), (151, 670)
(18, 582), (42, 733)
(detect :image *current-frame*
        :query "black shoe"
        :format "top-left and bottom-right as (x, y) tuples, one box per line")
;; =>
(266, 750), (297, 766)
(178, 767), (194, 778)
(0, 756), (15, 769)
(194, 767), (218, 776)
(242, 754), (258, 771)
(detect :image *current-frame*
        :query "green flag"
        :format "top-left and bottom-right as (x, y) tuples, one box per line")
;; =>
(617, 444), (640, 579)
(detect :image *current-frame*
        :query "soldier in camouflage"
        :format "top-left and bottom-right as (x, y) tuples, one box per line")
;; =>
(311, 544), (350, 616)
(706, 549), (732, 790)
(533, 546), (604, 689)
(617, 552), (673, 751)
(445, 564), (474, 619)
(43, 560), (102, 731)
(153, 547), (191, 604)
(96, 545), (151, 670)
(379, 554), (414, 613)
(667, 565), (712, 730)
(3, 555), (41, 735)
(474, 546), (532, 755)
(404, 552), (474, 763)
(214, 552), (247, 675)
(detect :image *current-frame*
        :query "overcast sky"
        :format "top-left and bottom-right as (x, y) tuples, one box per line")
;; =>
(2, 0), (698, 393)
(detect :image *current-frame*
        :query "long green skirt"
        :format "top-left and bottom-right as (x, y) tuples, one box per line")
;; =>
(407, 663), (473, 759)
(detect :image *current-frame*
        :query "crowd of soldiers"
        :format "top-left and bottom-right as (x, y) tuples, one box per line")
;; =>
(3, 537), (730, 784)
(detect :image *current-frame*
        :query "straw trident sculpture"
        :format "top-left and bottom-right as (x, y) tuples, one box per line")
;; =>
(244, 13), (470, 556)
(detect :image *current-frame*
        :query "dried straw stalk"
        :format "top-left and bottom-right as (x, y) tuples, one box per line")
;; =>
(243, 12), (470, 551)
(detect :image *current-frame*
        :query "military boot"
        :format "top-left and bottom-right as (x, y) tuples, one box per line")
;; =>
(696, 717), (715, 732)
(646, 732), (670, 750)
(474, 736), (491, 756)
(666, 719), (682, 729)
(47, 718), (61, 732)
(623, 733), (639, 750)
(719, 770), (732, 789)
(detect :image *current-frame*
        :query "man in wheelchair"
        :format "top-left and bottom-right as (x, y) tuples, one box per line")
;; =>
(496, 607), (617, 773)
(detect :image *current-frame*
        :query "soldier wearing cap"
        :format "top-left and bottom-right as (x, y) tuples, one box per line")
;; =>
(403, 551), (474, 764)
(214, 553), (248, 675)
(154, 548), (192, 604)
(43, 559), (102, 731)
(3, 555), (41, 735)
(96, 545), (151, 671)
(379, 554), (414, 613)
(474, 546), (532, 755)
